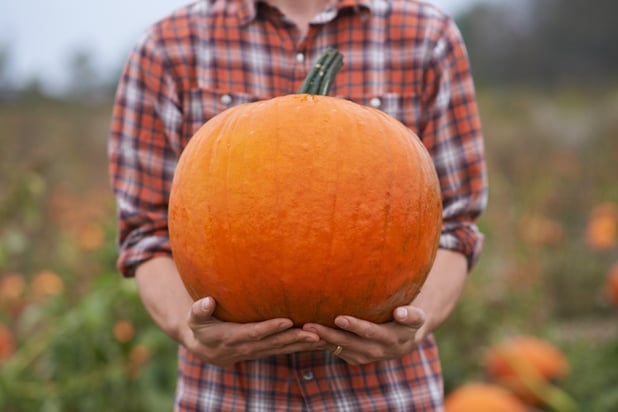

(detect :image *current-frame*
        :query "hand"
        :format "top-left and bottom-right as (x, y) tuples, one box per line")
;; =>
(302, 305), (426, 365)
(184, 297), (323, 366)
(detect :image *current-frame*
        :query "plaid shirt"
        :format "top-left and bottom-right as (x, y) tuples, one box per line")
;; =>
(109, 0), (487, 410)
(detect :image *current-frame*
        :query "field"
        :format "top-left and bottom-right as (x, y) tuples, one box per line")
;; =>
(0, 87), (617, 411)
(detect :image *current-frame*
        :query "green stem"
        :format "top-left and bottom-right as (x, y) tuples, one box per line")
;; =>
(298, 48), (344, 96)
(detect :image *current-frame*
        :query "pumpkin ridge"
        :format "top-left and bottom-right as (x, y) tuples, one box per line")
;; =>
(272, 97), (292, 320)
(379, 111), (395, 309)
(360, 109), (384, 313)
(238, 105), (272, 321)
(410, 136), (424, 288)
(399, 129), (418, 277)
(207, 112), (232, 306)
(406, 123), (434, 286)
(320, 104), (343, 323)
(371, 109), (414, 319)
(224, 112), (245, 307)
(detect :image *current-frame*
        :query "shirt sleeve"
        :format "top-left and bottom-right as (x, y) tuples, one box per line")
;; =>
(419, 15), (488, 269)
(108, 31), (184, 277)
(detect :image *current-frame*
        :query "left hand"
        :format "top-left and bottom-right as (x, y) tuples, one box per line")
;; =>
(302, 304), (426, 365)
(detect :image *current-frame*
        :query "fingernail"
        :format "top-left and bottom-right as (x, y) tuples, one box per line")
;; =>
(200, 297), (212, 311)
(303, 326), (317, 333)
(395, 307), (408, 320)
(335, 317), (349, 328)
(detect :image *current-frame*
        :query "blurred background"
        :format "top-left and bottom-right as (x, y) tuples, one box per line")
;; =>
(0, 0), (616, 411)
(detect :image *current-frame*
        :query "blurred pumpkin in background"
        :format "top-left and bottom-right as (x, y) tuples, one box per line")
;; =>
(605, 262), (618, 306)
(444, 382), (528, 412)
(484, 336), (569, 405)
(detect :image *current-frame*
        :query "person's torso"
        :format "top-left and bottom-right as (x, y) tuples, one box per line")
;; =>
(149, 0), (449, 148)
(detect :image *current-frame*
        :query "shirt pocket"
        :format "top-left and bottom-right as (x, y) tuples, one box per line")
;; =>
(182, 88), (259, 143)
(343, 92), (422, 135)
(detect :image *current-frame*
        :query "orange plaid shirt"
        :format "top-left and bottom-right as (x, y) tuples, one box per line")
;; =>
(109, 0), (487, 410)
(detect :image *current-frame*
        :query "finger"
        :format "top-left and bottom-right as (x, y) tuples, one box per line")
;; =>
(253, 340), (325, 359)
(393, 306), (426, 329)
(235, 329), (325, 359)
(224, 318), (321, 346)
(236, 319), (296, 342)
(262, 328), (324, 350)
(302, 323), (349, 343)
(334, 316), (388, 341)
(189, 297), (216, 324)
(304, 319), (385, 356)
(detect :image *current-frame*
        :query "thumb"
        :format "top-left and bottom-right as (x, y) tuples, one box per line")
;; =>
(189, 296), (216, 323)
(394, 306), (426, 329)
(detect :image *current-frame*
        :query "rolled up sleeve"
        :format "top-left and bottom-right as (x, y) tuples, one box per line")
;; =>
(419, 15), (488, 269)
(108, 31), (183, 276)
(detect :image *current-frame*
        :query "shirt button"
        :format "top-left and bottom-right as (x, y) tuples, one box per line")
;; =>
(302, 371), (314, 381)
(370, 97), (382, 108)
(220, 94), (232, 106)
(296, 53), (305, 63)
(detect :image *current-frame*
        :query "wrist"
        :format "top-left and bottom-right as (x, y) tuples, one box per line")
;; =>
(176, 322), (197, 349)
(414, 316), (434, 343)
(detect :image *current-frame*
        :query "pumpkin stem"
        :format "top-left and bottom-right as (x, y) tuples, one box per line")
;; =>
(298, 48), (344, 95)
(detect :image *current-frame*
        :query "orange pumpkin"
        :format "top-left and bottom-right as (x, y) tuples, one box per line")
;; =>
(485, 336), (569, 382)
(606, 262), (618, 306)
(584, 202), (617, 251)
(485, 336), (569, 405)
(444, 382), (528, 412)
(0, 322), (15, 363)
(168, 49), (442, 326)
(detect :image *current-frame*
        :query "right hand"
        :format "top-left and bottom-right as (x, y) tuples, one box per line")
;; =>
(183, 297), (325, 366)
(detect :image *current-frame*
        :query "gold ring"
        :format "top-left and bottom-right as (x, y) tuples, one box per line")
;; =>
(333, 345), (343, 356)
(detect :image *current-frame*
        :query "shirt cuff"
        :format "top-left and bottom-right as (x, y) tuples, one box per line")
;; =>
(439, 224), (484, 270)
(116, 235), (171, 277)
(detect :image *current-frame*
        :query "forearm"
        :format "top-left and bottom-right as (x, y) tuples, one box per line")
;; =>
(412, 248), (468, 337)
(135, 256), (194, 345)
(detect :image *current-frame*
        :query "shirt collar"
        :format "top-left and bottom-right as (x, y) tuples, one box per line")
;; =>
(234, 0), (372, 26)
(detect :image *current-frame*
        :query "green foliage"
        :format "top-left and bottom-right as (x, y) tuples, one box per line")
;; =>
(0, 275), (177, 412)
(437, 87), (618, 410)
(0, 98), (177, 411)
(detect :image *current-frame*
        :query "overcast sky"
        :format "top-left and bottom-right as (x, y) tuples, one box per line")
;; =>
(0, 0), (489, 92)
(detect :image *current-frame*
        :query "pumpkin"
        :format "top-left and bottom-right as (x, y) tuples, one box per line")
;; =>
(606, 262), (618, 306)
(584, 202), (617, 251)
(485, 336), (569, 383)
(0, 322), (15, 364)
(31, 270), (64, 303)
(484, 336), (576, 410)
(444, 382), (528, 412)
(0, 273), (26, 321)
(168, 49), (442, 326)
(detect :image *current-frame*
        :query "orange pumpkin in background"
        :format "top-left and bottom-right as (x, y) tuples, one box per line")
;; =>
(484, 335), (570, 406)
(485, 336), (569, 382)
(168, 49), (442, 327)
(606, 262), (618, 306)
(444, 382), (528, 412)
(584, 202), (617, 251)
(0, 322), (15, 363)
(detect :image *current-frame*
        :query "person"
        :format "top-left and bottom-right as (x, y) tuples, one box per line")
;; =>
(108, 0), (488, 410)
